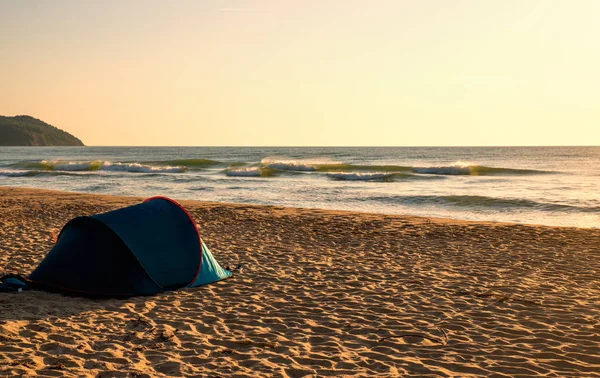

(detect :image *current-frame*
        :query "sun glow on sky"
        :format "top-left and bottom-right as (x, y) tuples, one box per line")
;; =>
(1, 0), (599, 146)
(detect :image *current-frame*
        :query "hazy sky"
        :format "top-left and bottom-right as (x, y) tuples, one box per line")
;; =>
(1, 0), (599, 146)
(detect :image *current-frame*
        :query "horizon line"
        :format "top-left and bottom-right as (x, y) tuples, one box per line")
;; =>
(7, 145), (599, 148)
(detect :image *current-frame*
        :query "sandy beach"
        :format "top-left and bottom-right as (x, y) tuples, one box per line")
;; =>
(1, 186), (599, 377)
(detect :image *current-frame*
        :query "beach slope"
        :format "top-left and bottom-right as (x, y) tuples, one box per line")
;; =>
(0, 187), (599, 377)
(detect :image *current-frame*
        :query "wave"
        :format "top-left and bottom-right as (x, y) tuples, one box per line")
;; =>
(319, 163), (548, 176)
(8, 157), (555, 178)
(259, 158), (551, 176)
(13, 160), (73, 170)
(101, 162), (185, 173)
(262, 162), (318, 172)
(0, 170), (94, 177)
(317, 164), (411, 173)
(370, 194), (600, 213)
(326, 172), (444, 182)
(260, 157), (347, 172)
(187, 187), (214, 191)
(11, 160), (186, 173)
(0, 170), (38, 177)
(327, 172), (396, 181)
(261, 159), (412, 174)
(411, 165), (550, 176)
(226, 167), (276, 177)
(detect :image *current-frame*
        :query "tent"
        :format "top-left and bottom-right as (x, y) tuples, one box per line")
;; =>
(14, 196), (231, 296)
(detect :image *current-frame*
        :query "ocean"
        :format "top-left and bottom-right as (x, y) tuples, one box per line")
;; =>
(0, 146), (598, 228)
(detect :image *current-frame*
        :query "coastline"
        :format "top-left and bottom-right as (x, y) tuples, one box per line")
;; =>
(3, 145), (599, 229)
(1, 187), (599, 376)
(2, 185), (596, 230)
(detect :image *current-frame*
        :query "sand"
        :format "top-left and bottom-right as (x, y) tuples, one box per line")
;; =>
(0, 187), (599, 377)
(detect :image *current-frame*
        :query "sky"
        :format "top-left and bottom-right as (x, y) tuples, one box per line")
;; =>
(1, 0), (599, 146)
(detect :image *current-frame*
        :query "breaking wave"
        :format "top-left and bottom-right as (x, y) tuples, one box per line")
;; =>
(11, 160), (186, 173)
(260, 157), (348, 172)
(100, 162), (185, 173)
(7, 158), (555, 178)
(261, 160), (319, 172)
(260, 158), (412, 174)
(259, 157), (552, 176)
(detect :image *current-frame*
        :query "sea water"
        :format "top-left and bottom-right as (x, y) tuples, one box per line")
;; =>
(0, 146), (598, 228)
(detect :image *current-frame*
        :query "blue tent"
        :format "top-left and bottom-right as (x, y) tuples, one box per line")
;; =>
(24, 197), (231, 296)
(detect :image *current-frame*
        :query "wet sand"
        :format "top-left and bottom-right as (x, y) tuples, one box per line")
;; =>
(1, 187), (599, 377)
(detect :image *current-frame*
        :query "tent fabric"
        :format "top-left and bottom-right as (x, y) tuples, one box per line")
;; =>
(27, 197), (231, 296)
(191, 241), (232, 287)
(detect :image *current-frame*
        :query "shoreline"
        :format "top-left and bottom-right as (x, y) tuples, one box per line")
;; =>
(1, 185), (595, 231)
(1, 186), (599, 377)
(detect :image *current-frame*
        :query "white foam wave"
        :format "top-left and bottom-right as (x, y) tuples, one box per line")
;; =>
(261, 156), (342, 172)
(53, 162), (98, 171)
(38, 160), (186, 173)
(450, 160), (477, 168)
(101, 162), (185, 173)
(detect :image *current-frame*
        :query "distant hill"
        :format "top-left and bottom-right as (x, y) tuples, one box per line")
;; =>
(0, 115), (84, 146)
